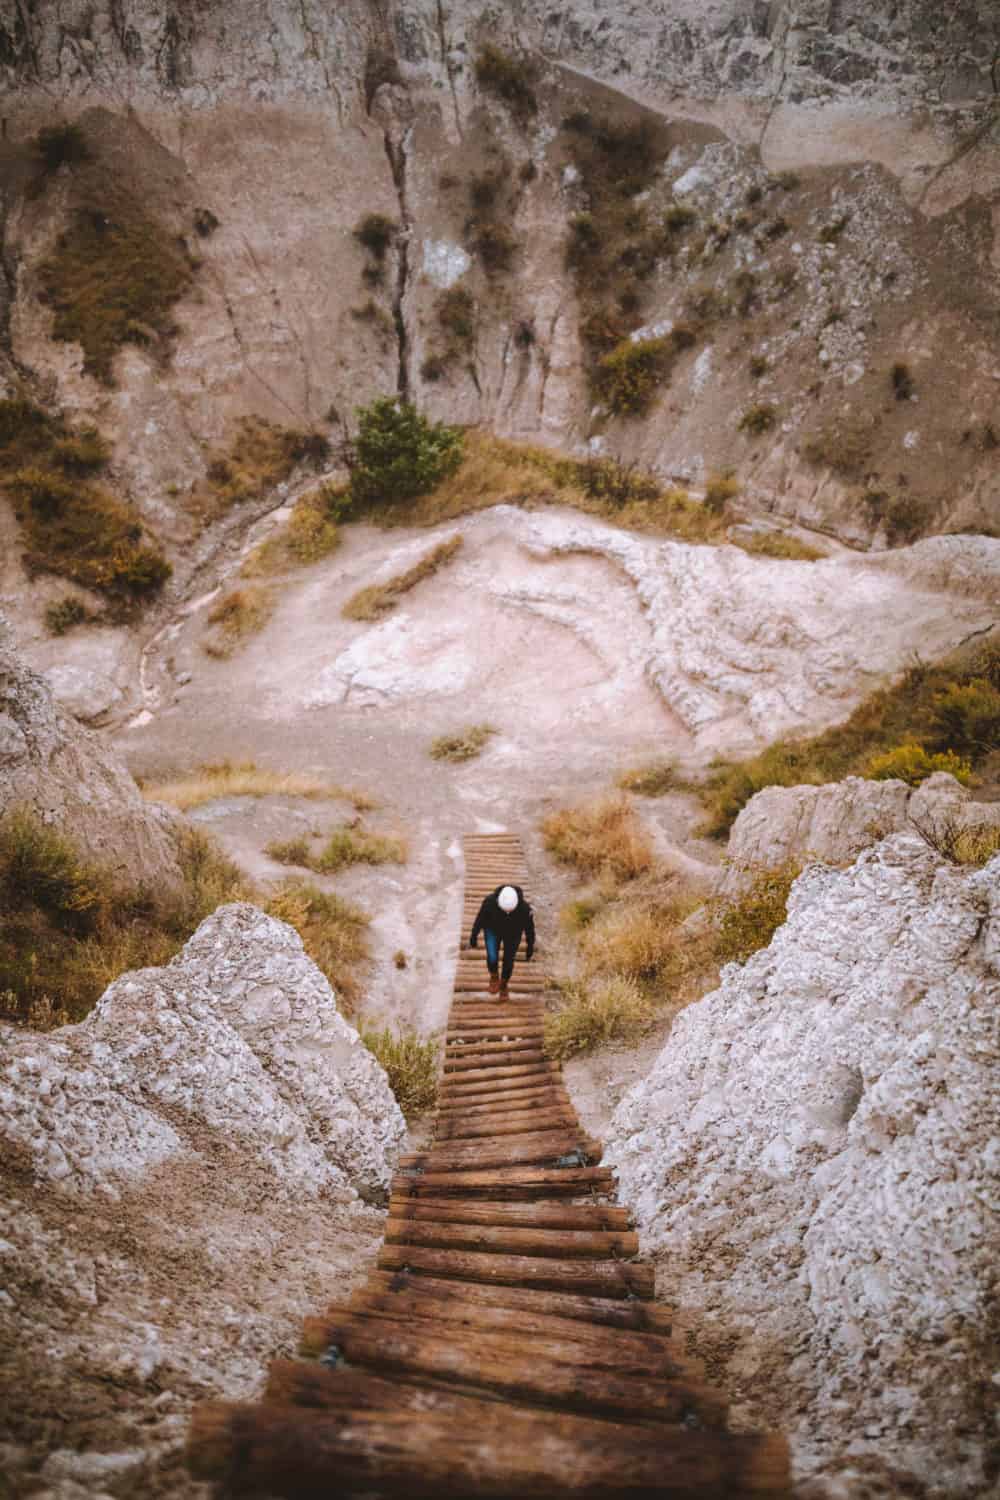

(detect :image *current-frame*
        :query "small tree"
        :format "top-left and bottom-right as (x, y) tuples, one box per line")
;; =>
(349, 398), (463, 508)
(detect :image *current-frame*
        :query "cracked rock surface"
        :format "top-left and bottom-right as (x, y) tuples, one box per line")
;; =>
(605, 835), (1000, 1496)
(0, 902), (402, 1498)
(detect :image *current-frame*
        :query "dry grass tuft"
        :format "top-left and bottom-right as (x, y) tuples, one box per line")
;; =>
(542, 795), (654, 882)
(202, 586), (275, 657)
(732, 531), (824, 561)
(344, 535), (463, 621)
(429, 723), (497, 763)
(266, 823), (407, 874)
(37, 195), (194, 385)
(242, 483), (347, 576)
(194, 418), (329, 524)
(361, 1025), (439, 1117)
(141, 760), (374, 812)
(616, 760), (676, 796)
(711, 863), (799, 966)
(543, 976), (655, 1060)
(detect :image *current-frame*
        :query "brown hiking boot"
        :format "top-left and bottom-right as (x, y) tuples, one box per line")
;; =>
(498, 982), (509, 1001)
(488, 973), (500, 995)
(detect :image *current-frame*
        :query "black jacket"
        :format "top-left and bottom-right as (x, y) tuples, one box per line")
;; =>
(469, 885), (535, 959)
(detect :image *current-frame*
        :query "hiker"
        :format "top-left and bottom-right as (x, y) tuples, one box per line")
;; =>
(468, 884), (535, 999)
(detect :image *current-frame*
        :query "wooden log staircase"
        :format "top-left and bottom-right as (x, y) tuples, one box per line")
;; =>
(187, 833), (790, 1497)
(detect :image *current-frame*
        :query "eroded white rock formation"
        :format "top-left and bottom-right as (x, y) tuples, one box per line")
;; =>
(605, 836), (999, 1494)
(721, 770), (1000, 891)
(0, 902), (405, 1200)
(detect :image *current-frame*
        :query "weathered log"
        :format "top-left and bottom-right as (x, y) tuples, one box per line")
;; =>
(384, 1216), (639, 1260)
(436, 1086), (571, 1116)
(387, 1197), (631, 1231)
(300, 1309), (725, 1426)
(439, 1066), (560, 1094)
(187, 1398), (791, 1497)
(443, 1049), (547, 1072)
(377, 1244), (654, 1298)
(445, 1037), (543, 1056)
(363, 1269), (673, 1332)
(337, 1294), (690, 1376)
(390, 1164), (614, 1199)
(437, 1064), (559, 1091)
(399, 1130), (599, 1173)
(433, 1110), (578, 1142)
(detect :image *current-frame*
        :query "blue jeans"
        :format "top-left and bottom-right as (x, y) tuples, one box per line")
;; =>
(483, 928), (515, 983)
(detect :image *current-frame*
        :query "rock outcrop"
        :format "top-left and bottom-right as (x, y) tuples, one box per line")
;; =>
(0, 903), (404, 1494)
(0, 902), (406, 1199)
(0, 616), (181, 891)
(721, 769), (1000, 890)
(605, 836), (1000, 1495)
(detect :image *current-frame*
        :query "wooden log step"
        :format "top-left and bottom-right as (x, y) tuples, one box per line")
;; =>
(300, 1310), (726, 1426)
(378, 1244), (654, 1299)
(438, 1066), (558, 1090)
(435, 1102), (575, 1128)
(363, 1268), (671, 1331)
(436, 1087), (571, 1117)
(384, 1217), (640, 1260)
(437, 1078), (563, 1105)
(338, 1293), (691, 1377)
(453, 980), (545, 993)
(189, 1396), (790, 1499)
(443, 1052), (548, 1075)
(445, 1037), (543, 1057)
(399, 1131), (600, 1173)
(446, 1022), (546, 1038)
(390, 1164), (614, 1201)
(387, 1197), (631, 1231)
(434, 1110), (578, 1142)
(436, 1086), (567, 1113)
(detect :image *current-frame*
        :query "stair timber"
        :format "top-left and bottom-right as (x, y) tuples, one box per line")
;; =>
(187, 833), (790, 1498)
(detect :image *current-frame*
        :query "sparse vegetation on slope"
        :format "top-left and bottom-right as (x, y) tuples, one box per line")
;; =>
(344, 536), (463, 620)
(37, 196), (195, 385)
(242, 483), (348, 575)
(0, 813), (245, 1027)
(361, 1025), (439, 1118)
(0, 397), (170, 609)
(616, 760), (676, 796)
(265, 880), (370, 1016)
(196, 418), (330, 523)
(732, 531), (824, 561)
(474, 45), (539, 123)
(544, 975), (655, 1060)
(429, 723), (497, 762)
(202, 587), (275, 657)
(266, 823), (407, 873)
(698, 635), (1000, 837)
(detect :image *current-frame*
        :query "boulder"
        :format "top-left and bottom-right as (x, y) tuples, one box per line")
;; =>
(605, 837), (999, 1494)
(43, 664), (124, 725)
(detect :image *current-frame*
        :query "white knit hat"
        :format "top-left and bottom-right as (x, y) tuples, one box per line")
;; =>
(497, 885), (519, 912)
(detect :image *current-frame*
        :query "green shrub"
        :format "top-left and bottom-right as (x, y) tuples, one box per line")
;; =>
(361, 1025), (439, 1117)
(738, 403), (778, 435)
(930, 679), (1000, 757)
(866, 743), (972, 786)
(0, 808), (105, 931)
(713, 863), (798, 965)
(349, 398), (464, 509)
(44, 597), (89, 636)
(543, 976), (655, 1060)
(474, 45), (539, 121)
(596, 335), (674, 416)
(429, 722), (497, 762)
(38, 201), (194, 385)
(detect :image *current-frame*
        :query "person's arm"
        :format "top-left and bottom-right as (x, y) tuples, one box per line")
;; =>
(469, 896), (489, 947)
(524, 904), (535, 961)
